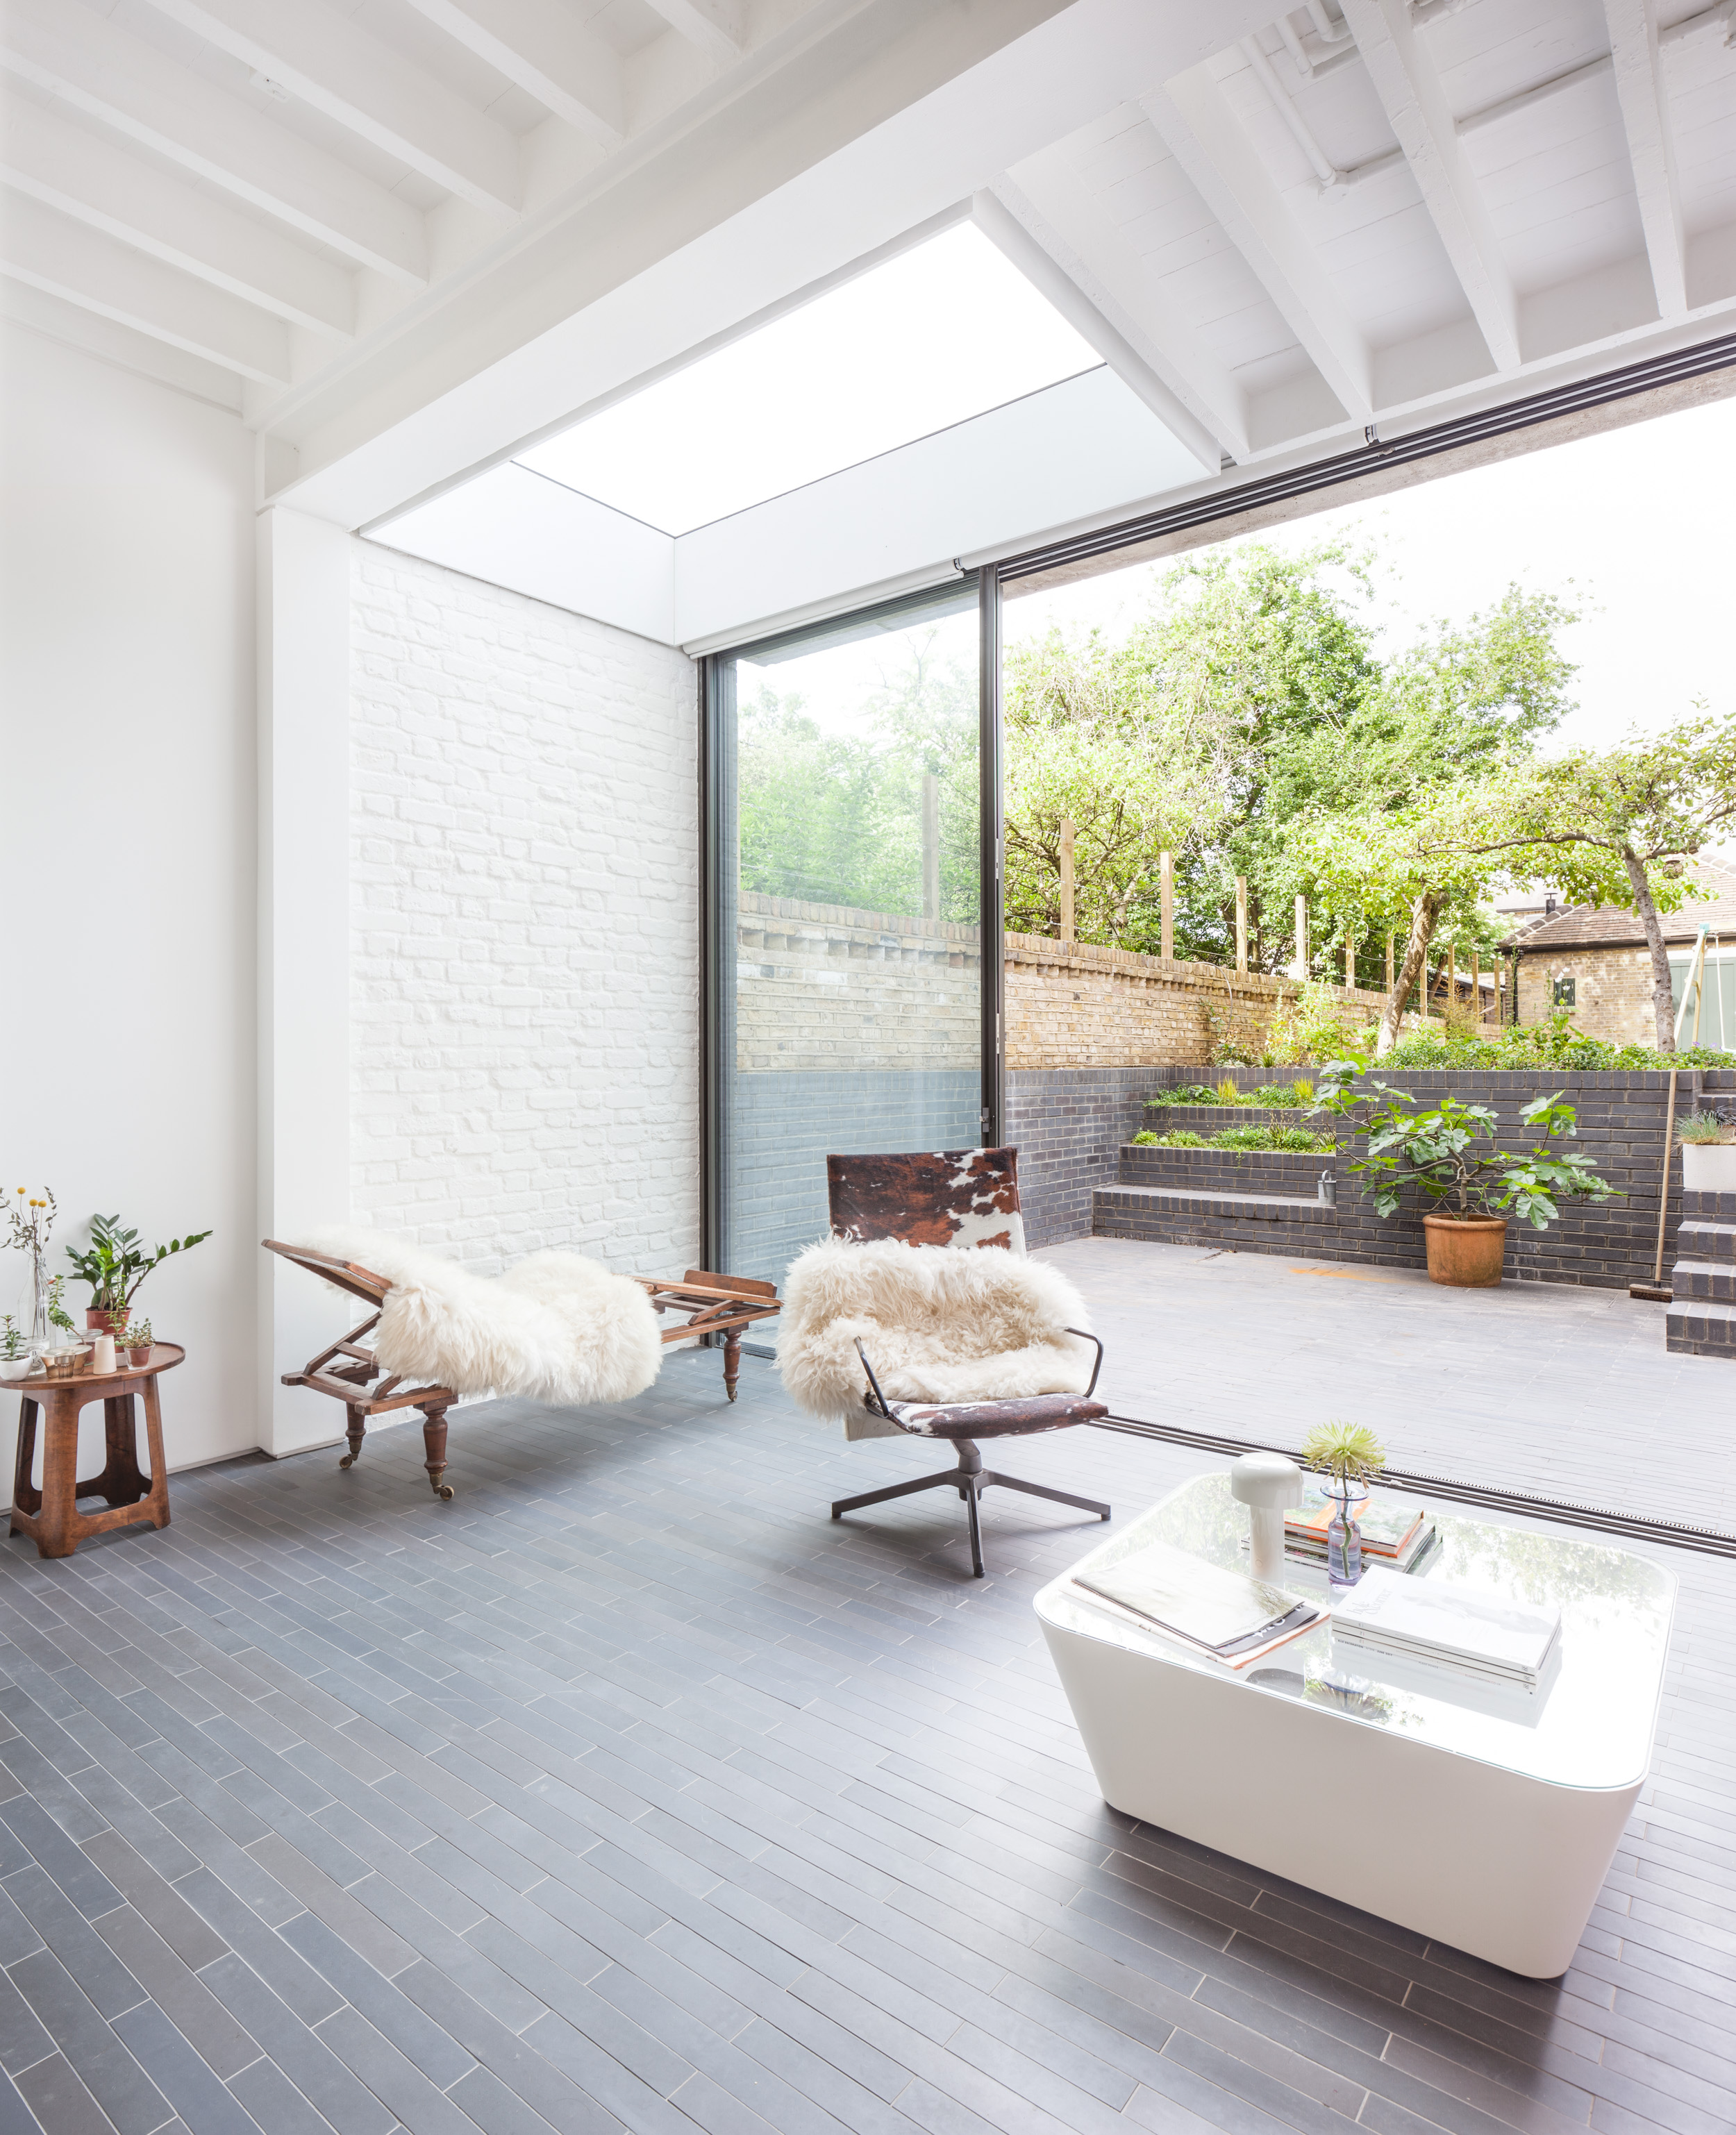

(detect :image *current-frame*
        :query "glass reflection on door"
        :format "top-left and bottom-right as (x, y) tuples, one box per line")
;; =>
(712, 583), (983, 1285)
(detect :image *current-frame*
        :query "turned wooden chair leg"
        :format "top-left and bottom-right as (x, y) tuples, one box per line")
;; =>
(422, 1405), (454, 1500)
(724, 1332), (742, 1403)
(339, 1405), (366, 1471)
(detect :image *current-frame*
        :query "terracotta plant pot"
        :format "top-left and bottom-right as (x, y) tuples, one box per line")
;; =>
(85, 1307), (129, 1334)
(126, 1345), (153, 1368)
(1423, 1214), (1508, 1288)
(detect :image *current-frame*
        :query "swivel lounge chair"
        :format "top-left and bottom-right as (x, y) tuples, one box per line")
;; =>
(780, 1148), (1111, 1577)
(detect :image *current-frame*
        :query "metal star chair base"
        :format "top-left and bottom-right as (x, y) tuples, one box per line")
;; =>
(834, 1332), (1110, 1577)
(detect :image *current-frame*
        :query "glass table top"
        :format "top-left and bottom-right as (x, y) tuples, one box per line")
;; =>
(1035, 1473), (1676, 1791)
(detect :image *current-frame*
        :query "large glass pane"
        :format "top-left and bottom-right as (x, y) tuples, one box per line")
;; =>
(714, 583), (983, 1284)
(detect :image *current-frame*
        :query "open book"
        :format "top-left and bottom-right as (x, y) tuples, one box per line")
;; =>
(1071, 1541), (1326, 1669)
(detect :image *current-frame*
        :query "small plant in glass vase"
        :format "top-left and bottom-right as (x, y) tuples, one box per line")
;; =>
(1312, 1064), (1614, 1287)
(41, 1276), (89, 1379)
(0, 1313), (32, 1384)
(5, 1187), (56, 1357)
(1300, 1419), (1386, 1588)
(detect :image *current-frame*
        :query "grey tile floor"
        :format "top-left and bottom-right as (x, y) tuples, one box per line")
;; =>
(0, 1279), (1730, 2135)
(1045, 1237), (1735, 1528)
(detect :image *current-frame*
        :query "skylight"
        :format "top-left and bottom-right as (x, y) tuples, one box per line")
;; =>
(514, 223), (1103, 536)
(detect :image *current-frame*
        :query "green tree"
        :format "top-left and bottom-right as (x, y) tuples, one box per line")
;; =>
(1417, 709), (1736, 1050)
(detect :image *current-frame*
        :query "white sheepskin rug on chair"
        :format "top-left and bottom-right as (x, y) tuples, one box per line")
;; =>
(295, 1228), (663, 1405)
(778, 1237), (1098, 1440)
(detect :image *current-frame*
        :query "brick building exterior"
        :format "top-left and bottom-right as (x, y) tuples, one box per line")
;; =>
(1501, 860), (1735, 1045)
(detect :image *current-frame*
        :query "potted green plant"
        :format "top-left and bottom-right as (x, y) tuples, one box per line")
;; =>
(119, 1316), (154, 1368)
(1677, 1111), (1736, 1195)
(0, 1314), (33, 1384)
(65, 1214), (211, 1332)
(1314, 1066), (1614, 1287)
(1299, 1419), (1385, 1586)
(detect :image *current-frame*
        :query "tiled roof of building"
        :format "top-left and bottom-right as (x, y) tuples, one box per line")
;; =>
(1502, 860), (1736, 953)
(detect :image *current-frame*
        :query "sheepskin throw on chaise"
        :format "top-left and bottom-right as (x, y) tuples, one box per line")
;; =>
(778, 1237), (1099, 1441)
(295, 1229), (662, 1405)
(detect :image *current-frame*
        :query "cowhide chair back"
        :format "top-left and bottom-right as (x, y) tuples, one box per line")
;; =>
(825, 1148), (1025, 1254)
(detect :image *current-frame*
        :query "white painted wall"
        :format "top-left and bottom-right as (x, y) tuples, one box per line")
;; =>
(0, 324), (257, 1487)
(349, 544), (701, 1281)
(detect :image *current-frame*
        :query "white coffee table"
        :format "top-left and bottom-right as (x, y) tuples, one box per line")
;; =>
(1035, 1473), (1676, 1978)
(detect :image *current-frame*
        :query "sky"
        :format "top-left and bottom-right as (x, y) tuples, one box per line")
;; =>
(1005, 390), (1736, 758)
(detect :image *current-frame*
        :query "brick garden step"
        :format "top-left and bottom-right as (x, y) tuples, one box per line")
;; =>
(1676, 1219), (1736, 1264)
(1095, 1182), (1338, 1225)
(1666, 1297), (1736, 1359)
(1671, 1257), (1736, 1305)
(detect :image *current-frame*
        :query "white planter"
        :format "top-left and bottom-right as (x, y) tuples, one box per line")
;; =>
(0, 1356), (35, 1384)
(1681, 1142), (1736, 1194)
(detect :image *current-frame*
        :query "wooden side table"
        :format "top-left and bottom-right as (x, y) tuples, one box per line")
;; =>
(9, 1343), (182, 1559)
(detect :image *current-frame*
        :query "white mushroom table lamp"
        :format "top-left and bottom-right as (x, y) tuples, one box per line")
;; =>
(1230, 1452), (1304, 1583)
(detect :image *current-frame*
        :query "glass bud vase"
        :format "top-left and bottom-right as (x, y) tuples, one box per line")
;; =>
(26, 1250), (50, 1359)
(1326, 1483), (1363, 1588)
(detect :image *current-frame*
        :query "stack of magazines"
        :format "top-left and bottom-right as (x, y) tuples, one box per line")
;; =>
(1330, 1566), (1562, 1690)
(1285, 1486), (1435, 1573)
(1071, 1542), (1326, 1670)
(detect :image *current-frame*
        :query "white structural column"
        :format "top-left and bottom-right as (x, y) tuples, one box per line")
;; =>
(1601, 0), (1688, 319)
(258, 507), (353, 1457)
(986, 152), (1247, 464)
(971, 185), (1226, 474)
(1142, 66), (1374, 421)
(1339, 0), (1521, 371)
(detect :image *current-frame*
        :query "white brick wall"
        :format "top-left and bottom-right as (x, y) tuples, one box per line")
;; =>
(350, 545), (699, 1276)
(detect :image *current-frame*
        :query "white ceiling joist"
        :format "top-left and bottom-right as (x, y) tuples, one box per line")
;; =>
(0, 191), (293, 382)
(0, 90), (354, 340)
(972, 183), (1226, 474)
(641, 0), (744, 64)
(1601, 0), (1688, 319)
(398, 0), (624, 144)
(1142, 66), (1375, 422)
(983, 157), (1246, 464)
(138, 0), (521, 220)
(1339, 0), (1521, 371)
(1, 0), (426, 285)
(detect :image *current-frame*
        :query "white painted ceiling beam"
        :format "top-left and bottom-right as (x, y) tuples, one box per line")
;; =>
(1601, 0), (1688, 319)
(0, 92), (354, 340)
(641, 0), (744, 64)
(138, 0), (521, 220)
(979, 164), (1244, 466)
(0, 192), (293, 382)
(1339, 0), (1521, 371)
(1142, 65), (1375, 421)
(1, 0), (426, 285)
(398, 0), (624, 144)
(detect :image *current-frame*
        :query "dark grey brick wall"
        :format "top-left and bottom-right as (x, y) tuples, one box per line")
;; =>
(1006, 1066), (1154, 1249)
(1013, 1062), (1735, 1291)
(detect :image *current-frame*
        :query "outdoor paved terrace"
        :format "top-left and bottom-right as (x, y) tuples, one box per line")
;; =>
(0, 1242), (1730, 2135)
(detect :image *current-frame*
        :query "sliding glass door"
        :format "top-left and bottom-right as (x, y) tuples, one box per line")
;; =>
(705, 580), (992, 1286)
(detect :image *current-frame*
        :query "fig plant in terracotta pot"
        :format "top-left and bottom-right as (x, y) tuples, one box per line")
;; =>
(1314, 1066), (1615, 1287)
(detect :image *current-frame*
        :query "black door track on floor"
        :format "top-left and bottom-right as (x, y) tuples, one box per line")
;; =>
(1091, 1413), (1736, 1558)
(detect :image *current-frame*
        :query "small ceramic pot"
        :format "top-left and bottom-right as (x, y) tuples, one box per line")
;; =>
(1681, 1142), (1736, 1195)
(126, 1344), (153, 1368)
(1423, 1213), (1508, 1287)
(0, 1355), (35, 1384)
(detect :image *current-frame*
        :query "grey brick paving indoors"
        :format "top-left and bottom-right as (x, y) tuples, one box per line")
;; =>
(0, 1314), (1731, 2135)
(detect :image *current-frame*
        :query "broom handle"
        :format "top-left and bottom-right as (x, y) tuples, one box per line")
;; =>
(1652, 1068), (1679, 1289)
